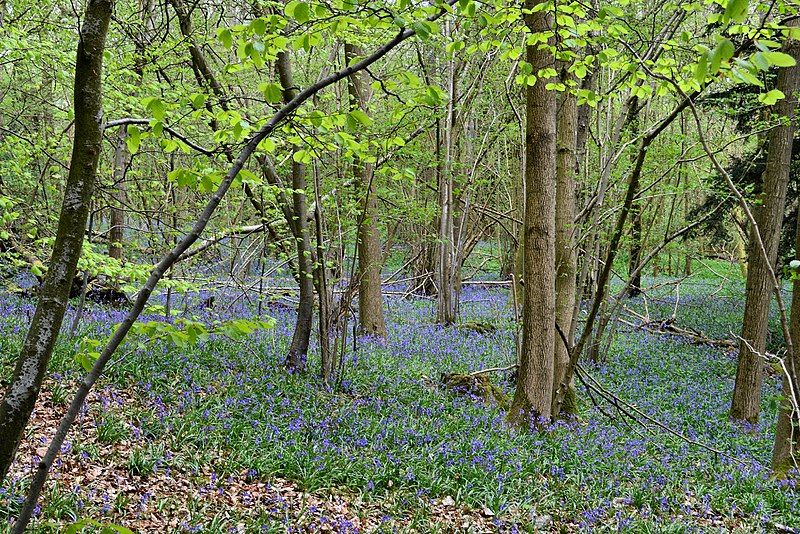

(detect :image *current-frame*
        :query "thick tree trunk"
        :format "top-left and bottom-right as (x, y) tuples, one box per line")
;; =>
(731, 30), (800, 424)
(346, 43), (386, 338)
(508, 0), (556, 426)
(0, 0), (112, 482)
(772, 205), (800, 473)
(553, 74), (578, 417)
(278, 51), (314, 372)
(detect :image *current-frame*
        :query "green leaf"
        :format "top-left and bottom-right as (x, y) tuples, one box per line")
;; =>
(145, 98), (166, 121)
(237, 168), (260, 186)
(217, 28), (233, 48)
(260, 82), (283, 104)
(259, 137), (278, 153)
(348, 109), (372, 127)
(709, 39), (734, 74)
(293, 149), (312, 164)
(75, 351), (99, 372)
(762, 51), (797, 68)
(251, 18), (267, 35)
(191, 93), (207, 109)
(694, 54), (708, 84)
(412, 21), (434, 40)
(66, 519), (101, 534)
(758, 89), (785, 105)
(126, 125), (141, 154)
(723, 0), (748, 23)
(286, 1), (310, 23)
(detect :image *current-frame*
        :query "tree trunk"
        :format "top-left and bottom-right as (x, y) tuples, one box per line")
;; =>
(627, 186), (643, 296)
(346, 43), (386, 338)
(552, 72), (578, 417)
(108, 127), (129, 260)
(0, 0), (112, 483)
(626, 102), (643, 298)
(508, 0), (557, 426)
(731, 29), (800, 424)
(436, 35), (458, 326)
(278, 50), (314, 372)
(772, 203), (800, 473)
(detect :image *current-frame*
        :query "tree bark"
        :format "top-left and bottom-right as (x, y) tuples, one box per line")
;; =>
(0, 0), (113, 483)
(627, 189), (642, 296)
(278, 50), (314, 372)
(108, 128), (129, 260)
(731, 29), (800, 424)
(346, 43), (387, 338)
(772, 204), (800, 473)
(552, 72), (578, 417)
(508, 0), (557, 426)
(436, 28), (458, 326)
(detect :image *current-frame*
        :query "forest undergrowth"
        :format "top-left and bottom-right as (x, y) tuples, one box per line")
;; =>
(0, 263), (798, 533)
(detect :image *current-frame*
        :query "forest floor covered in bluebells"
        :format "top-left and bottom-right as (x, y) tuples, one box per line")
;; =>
(1, 263), (799, 532)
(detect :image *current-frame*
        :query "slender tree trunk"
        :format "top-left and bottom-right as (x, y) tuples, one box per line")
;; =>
(552, 72), (578, 417)
(731, 30), (800, 424)
(627, 105), (642, 297)
(508, 0), (556, 426)
(108, 128), (129, 260)
(0, 0), (112, 483)
(436, 36), (458, 326)
(346, 43), (386, 338)
(278, 51), (314, 372)
(627, 187), (642, 296)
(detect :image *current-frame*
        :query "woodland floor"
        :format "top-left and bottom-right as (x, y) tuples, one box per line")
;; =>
(1, 261), (800, 532)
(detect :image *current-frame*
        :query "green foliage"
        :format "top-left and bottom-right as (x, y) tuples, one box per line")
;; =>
(65, 518), (135, 534)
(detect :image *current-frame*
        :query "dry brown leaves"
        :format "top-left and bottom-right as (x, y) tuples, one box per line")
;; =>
(3, 381), (526, 533)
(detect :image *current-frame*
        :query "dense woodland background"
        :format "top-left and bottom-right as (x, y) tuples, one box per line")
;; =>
(2, 0), (800, 531)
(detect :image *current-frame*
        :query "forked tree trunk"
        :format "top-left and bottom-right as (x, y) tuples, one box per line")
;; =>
(508, 0), (556, 426)
(552, 72), (578, 417)
(731, 30), (800, 424)
(278, 50), (315, 372)
(346, 43), (387, 338)
(436, 33), (458, 326)
(0, 0), (113, 482)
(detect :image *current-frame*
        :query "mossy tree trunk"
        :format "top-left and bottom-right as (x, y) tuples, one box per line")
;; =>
(0, 0), (113, 483)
